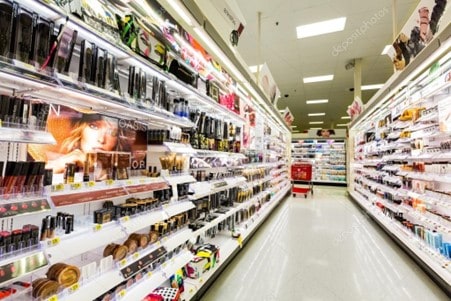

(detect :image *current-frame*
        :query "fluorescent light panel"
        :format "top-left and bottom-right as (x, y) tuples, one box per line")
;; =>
(249, 64), (263, 73)
(306, 99), (328, 104)
(308, 113), (325, 117)
(361, 84), (384, 90)
(310, 127), (322, 130)
(341, 116), (351, 119)
(309, 121), (324, 124)
(303, 74), (334, 83)
(381, 45), (392, 55)
(336, 123), (348, 126)
(296, 17), (346, 39)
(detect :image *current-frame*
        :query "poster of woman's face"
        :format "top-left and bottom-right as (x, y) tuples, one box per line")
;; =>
(27, 105), (147, 174)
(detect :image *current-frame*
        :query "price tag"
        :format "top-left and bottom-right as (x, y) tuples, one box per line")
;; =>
(139, 179), (145, 184)
(132, 252), (140, 260)
(147, 271), (153, 278)
(189, 288), (194, 293)
(68, 282), (80, 294)
(106, 179), (115, 186)
(199, 278), (204, 284)
(87, 181), (96, 188)
(93, 224), (103, 232)
(117, 289), (127, 299)
(47, 236), (61, 247)
(53, 183), (65, 192)
(156, 241), (161, 246)
(119, 259), (128, 267)
(237, 235), (243, 248)
(46, 295), (58, 301)
(71, 183), (82, 190)
(162, 262), (167, 268)
(120, 216), (130, 223)
(126, 180), (133, 186)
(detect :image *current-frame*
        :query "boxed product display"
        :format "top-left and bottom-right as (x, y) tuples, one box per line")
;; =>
(144, 287), (181, 301)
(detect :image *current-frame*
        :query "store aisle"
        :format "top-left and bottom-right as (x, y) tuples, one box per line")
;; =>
(200, 187), (449, 301)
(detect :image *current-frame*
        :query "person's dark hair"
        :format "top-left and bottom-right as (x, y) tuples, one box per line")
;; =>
(316, 129), (335, 136)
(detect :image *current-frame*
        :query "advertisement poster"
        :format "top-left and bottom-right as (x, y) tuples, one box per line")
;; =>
(27, 105), (147, 175)
(241, 96), (256, 149)
(307, 129), (347, 138)
(258, 63), (281, 104)
(388, 0), (449, 71)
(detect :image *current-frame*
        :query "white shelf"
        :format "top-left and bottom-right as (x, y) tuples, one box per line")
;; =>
(164, 201), (196, 217)
(150, 142), (196, 154)
(164, 174), (197, 186)
(0, 126), (56, 144)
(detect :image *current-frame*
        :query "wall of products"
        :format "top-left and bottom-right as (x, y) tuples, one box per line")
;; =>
(348, 42), (451, 293)
(291, 139), (347, 184)
(0, 0), (291, 300)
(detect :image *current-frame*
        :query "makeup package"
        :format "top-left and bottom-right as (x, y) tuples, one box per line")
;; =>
(32, 16), (54, 67)
(0, 0), (15, 58)
(12, 5), (35, 63)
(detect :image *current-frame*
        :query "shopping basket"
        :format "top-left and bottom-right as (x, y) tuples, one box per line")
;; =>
(291, 161), (313, 198)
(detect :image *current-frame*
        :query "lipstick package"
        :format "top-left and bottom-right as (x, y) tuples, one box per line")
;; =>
(96, 48), (107, 88)
(0, 0), (15, 58)
(7, 1), (18, 58)
(55, 26), (77, 73)
(32, 17), (54, 67)
(128, 65), (135, 98)
(106, 54), (121, 94)
(15, 162), (31, 192)
(12, 6), (34, 63)
(28, 12), (38, 64)
(79, 40), (96, 83)
(3, 161), (22, 195)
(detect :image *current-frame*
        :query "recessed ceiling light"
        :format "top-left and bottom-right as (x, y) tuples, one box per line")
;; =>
(292, 130), (300, 133)
(309, 121), (324, 125)
(296, 17), (347, 39)
(381, 45), (392, 55)
(310, 127), (322, 130)
(336, 123), (348, 126)
(308, 113), (325, 117)
(361, 84), (384, 90)
(303, 75), (334, 83)
(249, 64), (263, 73)
(306, 99), (328, 104)
(291, 125), (297, 128)
(341, 116), (351, 119)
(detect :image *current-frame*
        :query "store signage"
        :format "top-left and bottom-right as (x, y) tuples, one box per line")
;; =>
(126, 182), (169, 194)
(257, 63), (281, 105)
(387, 0), (450, 71)
(280, 107), (294, 126)
(306, 129), (347, 138)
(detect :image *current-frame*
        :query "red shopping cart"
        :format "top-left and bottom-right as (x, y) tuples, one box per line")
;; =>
(291, 161), (313, 198)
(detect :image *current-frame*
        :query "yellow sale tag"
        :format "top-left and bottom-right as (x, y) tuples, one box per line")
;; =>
(120, 216), (130, 223)
(147, 271), (153, 278)
(93, 224), (103, 232)
(71, 183), (82, 190)
(53, 183), (65, 192)
(88, 181), (96, 187)
(126, 180), (133, 186)
(162, 262), (167, 268)
(119, 259), (127, 267)
(47, 295), (58, 301)
(199, 278), (204, 284)
(117, 289), (127, 298)
(189, 288), (194, 293)
(68, 283), (79, 293)
(47, 237), (61, 247)
(237, 235), (243, 248)
(139, 179), (145, 184)
(106, 179), (114, 186)
(156, 241), (161, 246)
(132, 252), (140, 260)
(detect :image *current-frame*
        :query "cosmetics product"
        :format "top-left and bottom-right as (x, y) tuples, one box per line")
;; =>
(11, 229), (22, 251)
(65, 163), (75, 184)
(3, 162), (22, 195)
(33, 17), (53, 66)
(0, 1), (14, 57)
(107, 54), (121, 93)
(40, 217), (48, 241)
(28, 12), (38, 64)
(128, 65), (135, 98)
(89, 44), (98, 84)
(15, 162), (31, 193)
(13, 6), (34, 63)
(94, 152), (113, 181)
(96, 48), (107, 88)
(139, 69), (147, 100)
(54, 26), (77, 73)
(8, 1), (18, 58)
(116, 153), (130, 180)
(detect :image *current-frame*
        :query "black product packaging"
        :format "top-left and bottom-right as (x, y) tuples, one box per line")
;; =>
(21, 97), (30, 125)
(13, 6), (34, 63)
(89, 44), (98, 84)
(0, 1), (14, 58)
(128, 66), (135, 98)
(32, 17), (54, 67)
(55, 26), (77, 73)
(28, 12), (38, 64)
(79, 40), (96, 83)
(0, 95), (11, 123)
(139, 69), (147, 100)
(96, 48), (107, 89)
(107, 54), (121, 94)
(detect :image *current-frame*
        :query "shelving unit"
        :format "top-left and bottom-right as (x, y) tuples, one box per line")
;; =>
(0, 1), (291, 300)
(348, 29), (451, 295)
(291, 139), (347, 185)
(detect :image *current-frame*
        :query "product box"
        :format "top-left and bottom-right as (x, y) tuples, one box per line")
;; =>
(93, 151), (113, 181)
(144, 287), (180, 301)
(185, 256), (208, 279)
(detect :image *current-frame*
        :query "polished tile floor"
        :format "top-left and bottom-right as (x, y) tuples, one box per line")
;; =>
(200, 187), (449, 301)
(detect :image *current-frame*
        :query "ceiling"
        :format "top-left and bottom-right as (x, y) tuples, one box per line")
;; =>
(196, 0), (420, 132)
